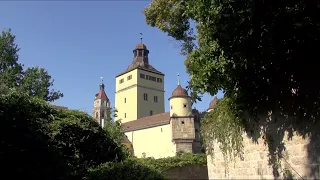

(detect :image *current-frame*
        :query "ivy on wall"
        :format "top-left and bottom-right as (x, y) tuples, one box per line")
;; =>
(135, 153), (207, 172)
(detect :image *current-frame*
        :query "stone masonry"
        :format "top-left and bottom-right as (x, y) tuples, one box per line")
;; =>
(207, 128), (320, 179)
(171, 116), (198, 153)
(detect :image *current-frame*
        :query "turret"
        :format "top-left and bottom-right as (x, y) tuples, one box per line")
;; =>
(169, 74), (196, 154)
(169, 74), (192, 117)
(207, 96), (218, 112)
(93, 77), (110, 127)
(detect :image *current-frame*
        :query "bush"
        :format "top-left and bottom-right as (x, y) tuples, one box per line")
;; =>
(136, 153), (207, 171)
(85, 159), (166, 180)
(0, 89), (71, 179)
(49, 109), (127, 178)
(0, 90), (128, 179)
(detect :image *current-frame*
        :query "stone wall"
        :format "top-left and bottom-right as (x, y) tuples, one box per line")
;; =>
(165, 164), (208, 180)
(171, 116), (198, 153)
(207, 131), (320, 179)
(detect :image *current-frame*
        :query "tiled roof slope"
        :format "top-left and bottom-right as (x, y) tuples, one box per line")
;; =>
(121, 112), (170, 132)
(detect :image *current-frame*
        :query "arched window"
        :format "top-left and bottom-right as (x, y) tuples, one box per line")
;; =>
(95, 112), (99, 119)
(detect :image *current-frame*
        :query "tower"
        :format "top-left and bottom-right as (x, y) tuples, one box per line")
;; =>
(169, 74), (198, 154)
(93, 78), (110, 127)
(207, 96), (218, 112)
(115, 35), (165, 123)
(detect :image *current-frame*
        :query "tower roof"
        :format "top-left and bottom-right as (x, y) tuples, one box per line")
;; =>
(95, 90), (109, 101)
(116, 39), (164, 77)
(208, 96), (218, 110)
(135, 43), (147, 49)
(95, 79), (109, 101)
(169, 73), (189, 99)
(171, 85), (189, 98)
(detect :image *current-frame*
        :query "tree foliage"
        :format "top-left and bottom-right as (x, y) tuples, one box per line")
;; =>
(85, 159), (166, 180)
(144, 0), (320, 176)
(0, 29), (23, 88)
(20, 66), (63, 102)
(103, 108), (125, 145)
(49, 109), (126, 178)
(144, 0), (320, 119)
(0, 89), (70, 179)
(0, 29), (63, 102)
(1, 89), (127, 179)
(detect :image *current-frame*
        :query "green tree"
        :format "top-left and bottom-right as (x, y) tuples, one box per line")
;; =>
(0, 89), (71, 180)
(0, 29), (63, 102)
(49, 109), (126, 179)
(144, 0), (320, 118)
(20, 66), (63, 102)
(144, 1), (320, 177)
(103, 108), (125, 144)
(0, 29), (23, 88)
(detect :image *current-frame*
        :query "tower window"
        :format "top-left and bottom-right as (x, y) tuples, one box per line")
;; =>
(95, 112), (99, 119)
(124, 98), (126, 103)
(154, 96), (158, 103)
(138, 50), (143, 56)
(171, 105), (173, 109)
(143, 93), (148, 101)
(150, 110), (153, 116)
(127, 75), (132, 80)
(119, 79), (124, 84)
(183, 104), (187, 108)
(124, 113), (126, 118)
(161, 128), (163, 132)
(140, 73), (145, 79)
(101, 111), (104, 118)
(134, 51), (137, 57)
(181, 120), (185, 124)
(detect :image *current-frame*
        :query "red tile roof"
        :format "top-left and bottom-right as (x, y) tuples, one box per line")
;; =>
(95, 90), (109, 101)
(170, 85), (189, 99)
(208, 96), (218, 110)
(121, 112), (170, 132)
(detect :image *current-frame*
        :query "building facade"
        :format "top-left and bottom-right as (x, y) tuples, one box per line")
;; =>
(93, 42), (201, 159)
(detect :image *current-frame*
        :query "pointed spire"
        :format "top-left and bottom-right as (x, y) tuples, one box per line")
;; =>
(177, 73), (180, 85)
(140, 33), (143, 44)
(100, 77), (105, 90)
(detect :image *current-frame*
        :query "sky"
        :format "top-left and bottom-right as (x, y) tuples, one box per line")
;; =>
(0, 1), (223, 114)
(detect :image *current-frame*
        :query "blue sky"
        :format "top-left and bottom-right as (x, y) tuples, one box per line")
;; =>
(0, 1), (223, 114)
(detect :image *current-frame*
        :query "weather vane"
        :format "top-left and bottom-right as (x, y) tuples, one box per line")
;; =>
(177, 73), (180, 85)
(100, 76), (103, 84)
(140, 33), (143, 43)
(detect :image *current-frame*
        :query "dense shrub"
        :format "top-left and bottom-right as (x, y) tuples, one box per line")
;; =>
(136, 153), (207, 171)
(0, 90), (71, 179)
(0, 90), (128, 179)
(85, 159), (166, 180)
(49, 109), (127, 178)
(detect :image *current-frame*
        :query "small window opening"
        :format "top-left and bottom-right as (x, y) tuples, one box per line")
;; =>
(183, 104), (187, 108)
(181, 121), (185, 124)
